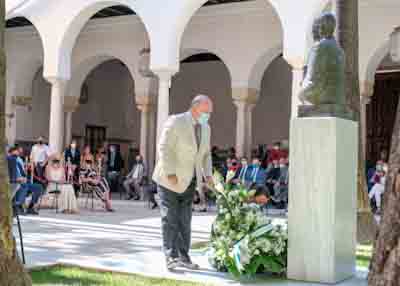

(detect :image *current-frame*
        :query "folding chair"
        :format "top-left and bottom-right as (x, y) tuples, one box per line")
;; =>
(80, 182), (96, 210)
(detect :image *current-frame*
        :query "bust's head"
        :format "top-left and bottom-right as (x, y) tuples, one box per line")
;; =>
(312, 17), (322, 42)
(319, 12), (336, 39)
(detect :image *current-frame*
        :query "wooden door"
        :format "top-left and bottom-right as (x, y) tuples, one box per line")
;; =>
(366, 72), (400, 165)
(85, 125), (106, 153)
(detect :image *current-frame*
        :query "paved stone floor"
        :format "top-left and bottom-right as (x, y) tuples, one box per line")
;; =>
(15, 199), (368, 285)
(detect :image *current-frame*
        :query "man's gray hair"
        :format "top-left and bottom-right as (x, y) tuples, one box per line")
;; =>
(191, 94), (211, 107)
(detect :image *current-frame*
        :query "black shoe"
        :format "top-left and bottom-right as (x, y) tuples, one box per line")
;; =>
(14, 205), (25, 216)
(166, 257), (180, 271)
(26, 208), (39, 215)
(125, 195), (133, 201)
(179, 257), (199, 270)
(151, 203), (158, 210)
(133, 195), (140, 201)
(106, 208), (115, 212)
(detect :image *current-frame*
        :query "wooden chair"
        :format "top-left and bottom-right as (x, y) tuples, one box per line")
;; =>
(38, 181), (61, 213)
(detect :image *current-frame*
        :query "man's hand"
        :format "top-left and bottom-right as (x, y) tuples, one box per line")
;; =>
(167, 175), (178, 185)
(205, 176), (214, 187)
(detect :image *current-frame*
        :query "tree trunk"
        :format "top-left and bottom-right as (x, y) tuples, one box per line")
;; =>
(335, 0), (374, 244)
(0, 0), (32, 284)
(368, 98), (400, 286)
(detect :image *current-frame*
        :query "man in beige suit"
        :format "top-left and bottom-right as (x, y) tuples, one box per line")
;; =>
(153, 95), (213, 271)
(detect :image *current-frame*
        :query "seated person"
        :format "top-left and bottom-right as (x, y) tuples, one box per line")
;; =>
(106, 144), (124, 193)
(272, 158), (289, 209)
(7, 147), (29, 215)
(368, 164), (387, 213)
(265, 159), (281, 195)
(141, 177), (158, 209)
(123, 154), (147, 200)
(248, 185), (270, 206)
(10, 146), (43, 215)
(234, 157), (253, 187)
(45, 154), (78, 214)
(249, 157), (267, 188)
(80, 159), (114, 212)
(226, 158), (241, 183)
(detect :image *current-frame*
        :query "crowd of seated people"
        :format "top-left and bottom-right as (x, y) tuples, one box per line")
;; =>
(367, 150), (389, 214)
(217, 142), (290, 210)
(6, 137), (123, 215)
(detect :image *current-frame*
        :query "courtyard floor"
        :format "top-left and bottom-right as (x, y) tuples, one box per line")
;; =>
(16, 198), (368, 286)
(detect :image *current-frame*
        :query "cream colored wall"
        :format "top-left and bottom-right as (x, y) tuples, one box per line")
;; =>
(17, 58), (291, 150)
(15, 68), (51, 142)
(72, 60), (140, 143)
(170, 60), (235, 149)
(253, 57), (292, 147)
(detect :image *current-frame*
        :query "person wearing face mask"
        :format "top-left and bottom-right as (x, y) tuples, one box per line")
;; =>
(272, 158), (289, 209)
(30, 136), (50, 181)
(266, 159), (281, 196)
(153, 94), (213, 271)
(45, 154), (79, 214)
(249, 157), (267, 188)
(234, 157), (252, 187)
(106, 144), (124, 193)
(64, 140), (81, 191)
(123, 154), (147, 200)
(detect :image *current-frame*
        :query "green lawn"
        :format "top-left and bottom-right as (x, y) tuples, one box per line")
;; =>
(30, 266), (210, 286)
(357, 244), (373, 268)
(30, 245), (372, 286)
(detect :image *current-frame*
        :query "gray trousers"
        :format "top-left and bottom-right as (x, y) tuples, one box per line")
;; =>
(124, 178), (141, 198)
(158, 184), (194, 260)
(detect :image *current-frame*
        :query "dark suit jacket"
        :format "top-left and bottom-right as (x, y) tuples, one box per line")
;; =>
(65, 148), (81, 166)
(106, 151), (124, 172)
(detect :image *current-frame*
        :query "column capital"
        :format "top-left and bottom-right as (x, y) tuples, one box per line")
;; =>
(360, 80), (375, 98)
(45, 76), (68, 86)
(136, 94), (156, 112)
(12, 96), (32, 107)
(63, 96), (80, 112)
(152, 69), (177, 82)
(232, 87), (259, 105)
(285, 57), (306, 70)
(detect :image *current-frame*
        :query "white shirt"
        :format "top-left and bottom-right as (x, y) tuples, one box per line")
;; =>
(132, 164), (143, 180)
(30, 144), (49, 164)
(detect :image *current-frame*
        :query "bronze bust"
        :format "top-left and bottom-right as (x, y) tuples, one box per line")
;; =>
(298, 13), (352, 119)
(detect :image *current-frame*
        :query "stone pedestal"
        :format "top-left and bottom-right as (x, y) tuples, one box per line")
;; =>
(288, 117), (358, 284)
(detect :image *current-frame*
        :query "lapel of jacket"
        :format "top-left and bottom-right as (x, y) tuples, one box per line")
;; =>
(185, 112), (198, 152)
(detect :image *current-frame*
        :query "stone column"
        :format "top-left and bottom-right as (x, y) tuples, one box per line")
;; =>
(63, 96), (79, 146)
(136, 95), (155, 166)
(47, 78), (67, 154)
(153, 71), (174, 145)
(291, 66), (304, 119)
(232, 87), (259, 159)
(360, 80), (374, 158)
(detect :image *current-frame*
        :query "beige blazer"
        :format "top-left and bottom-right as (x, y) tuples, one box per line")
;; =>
(152, 112), (213, 193)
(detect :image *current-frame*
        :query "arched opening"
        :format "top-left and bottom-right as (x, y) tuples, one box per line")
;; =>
(8, 17), (46, 146)
(171, 52), (234, 148)
(72, 59), (138, 157)
(15, 67), (51, 145)
(366, 54), (400, 166)
(253, 55), (292, 147)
